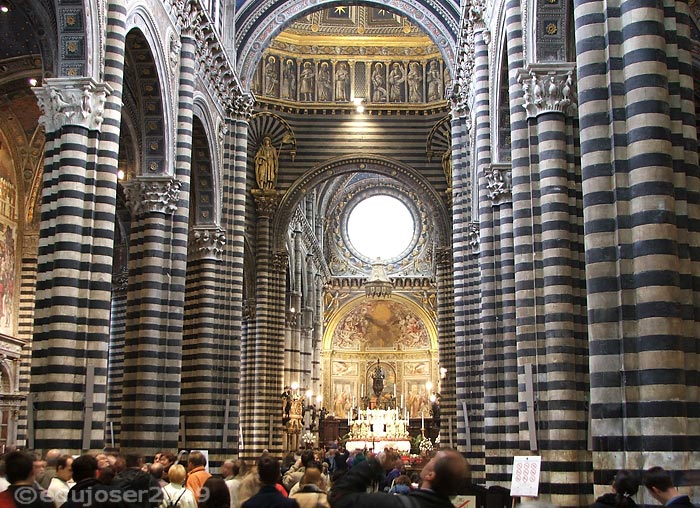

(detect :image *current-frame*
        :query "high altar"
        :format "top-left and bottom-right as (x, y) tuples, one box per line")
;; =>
(345, 407), (411, 453)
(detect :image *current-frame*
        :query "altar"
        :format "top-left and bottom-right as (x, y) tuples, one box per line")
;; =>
(346, 408), (411, 453)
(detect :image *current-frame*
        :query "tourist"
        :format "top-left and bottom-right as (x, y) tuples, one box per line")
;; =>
(63, 454), (121, 508)
(643, 467), (696, 508)
(388, 475), (411, 495)
(329, 449), (467, 508)
(112, 453), (163, 508)
(185, 452), (211, 505)
(160, 464), (195, 508)
(199, 477), (230, 508)
(46, 455), (74, 507)
(290, 466), (329, 508)
(1, 451), (55, 508)
(591, 470), (639, 508)
(241, 456), (298, 508)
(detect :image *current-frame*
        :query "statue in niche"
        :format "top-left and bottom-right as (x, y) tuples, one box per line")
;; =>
(407, 62), (423, 103)
(388, 63), (405, 102)
(254, 136), (279, 190)
(264, 55), (278, 96)
(318, 62), (332, 101)
(335, 62), (350, 101)
(281, 59), (296, 100)
(371, 63), (388, 102)
(442, 140), (453, 189)
(427, 60), (442, 102)
(300, 61), (315, 101)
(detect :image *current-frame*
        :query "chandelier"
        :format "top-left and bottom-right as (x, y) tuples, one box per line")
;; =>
(364, 258), (393, 299)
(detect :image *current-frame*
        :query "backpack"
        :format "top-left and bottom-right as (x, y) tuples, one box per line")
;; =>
(164, 489), (186, 508)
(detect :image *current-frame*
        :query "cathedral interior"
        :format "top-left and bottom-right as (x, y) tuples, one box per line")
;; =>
(0, 0), (699, 506)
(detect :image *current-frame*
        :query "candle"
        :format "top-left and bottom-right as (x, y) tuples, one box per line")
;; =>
(393, 384), (396, 399)
(421, 412), (424, 429)
(400, 394), (404, 410)
(361, 384), (364, 398)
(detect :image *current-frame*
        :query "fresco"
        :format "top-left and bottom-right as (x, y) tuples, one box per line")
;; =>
(0, 176), (16, 336)
(332, 300), (430, 350)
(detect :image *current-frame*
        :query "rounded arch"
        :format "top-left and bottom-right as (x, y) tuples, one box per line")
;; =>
(192, 96), (221, 226)
(235, 0), (460, 91)
(271, 155), (451, 251)
(322, 293), (438, 351)
(125, 7), (175, 176)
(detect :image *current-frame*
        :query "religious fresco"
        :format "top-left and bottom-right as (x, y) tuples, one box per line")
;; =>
(405, 379), (432, 418)
(0, 176), (16, 336)
(332, 360), (358, 377)
(331, 380), (355, 418)
(331, 300), (430, 350)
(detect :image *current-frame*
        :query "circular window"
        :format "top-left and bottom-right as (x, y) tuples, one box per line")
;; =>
(347, 195), (414, 261)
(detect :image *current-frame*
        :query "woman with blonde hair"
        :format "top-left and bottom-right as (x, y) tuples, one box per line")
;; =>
(161, 464), (196, 508)
(290, 465), (329, 508)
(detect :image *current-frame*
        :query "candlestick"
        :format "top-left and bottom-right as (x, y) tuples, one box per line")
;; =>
(400, 394), (404, 410)
(361, 384), (364, 398)
(421, 412), (424, 429)
(393, 384), (396, 398)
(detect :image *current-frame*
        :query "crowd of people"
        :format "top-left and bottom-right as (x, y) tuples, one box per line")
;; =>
(0, 446), (693, 508)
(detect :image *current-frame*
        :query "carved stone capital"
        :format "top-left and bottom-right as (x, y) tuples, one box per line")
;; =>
(286, 310), (299, 328)
(112, 268), (128, 293)
(468, 222), (480, 256)
(252, 188), (281, 218)
(485, 164), (513, 205)
(519, 64), (577, 118)
(231, 92), (255, 120)
(124, 177), (182, 217)
(33, 78), (112, 132)
(190, 226), (226, 261)
(243, 298), (256, 322)
(272, 251), (290, 273)
(435, 247), (453, 268)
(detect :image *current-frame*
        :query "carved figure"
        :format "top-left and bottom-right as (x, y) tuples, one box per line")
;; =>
(335, 62), (349, 101)
(318, 62), (332, 101)
(407, 62), (423, 103)
(254, 136), (279, 190)
(388, 63), (405, 102)
(427, 60), (442, 102)
(281, 60), (296, 100)
(371, 63), (388, 102)
(300, 61), (315, 101)
(264, 56), (278, 96)
(442, 141), (453, 188)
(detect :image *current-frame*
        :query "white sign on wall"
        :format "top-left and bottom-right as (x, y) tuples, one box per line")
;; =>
(511, 456), (541, 497)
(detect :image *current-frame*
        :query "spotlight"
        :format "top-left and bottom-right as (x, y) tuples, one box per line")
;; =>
(28, 78), (38, 87)
(0, 5), (9, 13)
(117, 169), (125, 180)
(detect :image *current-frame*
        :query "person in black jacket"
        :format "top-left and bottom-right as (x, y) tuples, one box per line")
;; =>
(329, 448), (467, 508)
(643, 467), (697, 508)
(241, 455), (298, 508)
(592, 470), (639, 508)
(62, 455), (123, 508)
(112, 455), (161, 508)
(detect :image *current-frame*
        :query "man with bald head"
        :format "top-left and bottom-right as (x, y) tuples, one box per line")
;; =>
(329, 448), (468, 508)
(37, 450), (61, 490)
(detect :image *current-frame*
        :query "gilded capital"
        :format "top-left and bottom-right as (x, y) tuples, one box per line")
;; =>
(520, 65), (577, 118)
(33, 78), (112, 132)
(124, 177), (182, 217)
(190, 226), (226, 261)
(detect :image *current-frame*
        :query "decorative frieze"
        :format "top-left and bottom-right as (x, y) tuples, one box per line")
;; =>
(485, 164), (513, 205)
(124, 177), (182, 217)
(190, 226), (226, 261)
(435, 247), (453, 268)
(33, 78), (112, 132)
(519, 65), (576, 118)
(450, 0), (486, 115)
(468, 221), (480, 256)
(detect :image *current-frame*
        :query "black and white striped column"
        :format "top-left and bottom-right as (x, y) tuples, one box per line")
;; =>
(31, 79), (113, 452)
